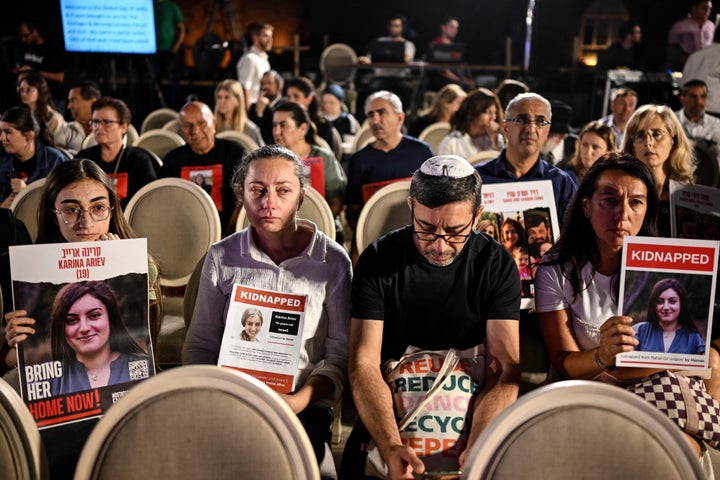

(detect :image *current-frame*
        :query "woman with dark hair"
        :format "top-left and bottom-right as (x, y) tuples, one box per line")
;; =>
(285, 76), (339, 154)
(213, 79), (264, 146)
(183, 145), (351, 473)
(500, 217), (526, 253)
(559, 121), (616, 184)
(534, 152), (720, 462)
(5, 159), (161, 367)
(272, 100), (346, 240)
(0, 105), (67, 208)
(634, 278), (704, 354)
(16, 70), (64, 146)
(437, 87), (505, 156)
(75, 96), (157, 206)
(238, 308), (263, 342)
(50, 281), (150, 395)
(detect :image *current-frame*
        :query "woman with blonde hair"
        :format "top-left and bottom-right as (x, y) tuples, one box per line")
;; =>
(409, 84), (467, 137)
(560, 121), (616, 184)
(621, 104), (695, 236)
(213, 79), (264, 147)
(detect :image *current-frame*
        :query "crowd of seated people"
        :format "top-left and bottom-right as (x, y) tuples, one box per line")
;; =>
(2, 17), (720, 477)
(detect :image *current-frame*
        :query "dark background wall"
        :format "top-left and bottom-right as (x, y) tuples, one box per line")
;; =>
(0, 0), (709, 125)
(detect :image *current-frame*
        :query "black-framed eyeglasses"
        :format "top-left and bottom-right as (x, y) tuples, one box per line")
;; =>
(411, 207), (473, 244)
(505, 117), (551, 128)
(89, 119), (122, 127)
(631, 129), (669, 144)
(53, 205), (113, 224)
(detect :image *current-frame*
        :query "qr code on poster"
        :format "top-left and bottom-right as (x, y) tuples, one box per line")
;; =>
(129, 360), (149, 380)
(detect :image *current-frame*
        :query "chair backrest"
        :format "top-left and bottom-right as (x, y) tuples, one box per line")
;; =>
(216, 129), (260, 153)
(418, 121), (451, 154)
(74, 365), (320, 480)
(124, 178), (221, 287)
(132, 129), (186, 160)
(355, 180), (410, 254)
(0, 378), (48, 480)
(319, 43), (358, 87)
(461, 380), (704, 480)
(350, 124), (375, 153)
(125, 124), (139, 146)
(235, 186), (336, 239)
(140, 108), (180, 134)
(330, 126), (344, 160)
(162, 118), (183, 136)
(467, 149), (499, 166)
(81, 132), (97, 150)
(314, 136), (334, 158)
(9, 178), (46, 242)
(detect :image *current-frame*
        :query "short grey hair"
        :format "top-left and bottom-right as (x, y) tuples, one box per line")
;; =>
(505, 92), (552, 121)
(365, 90), (403, 114)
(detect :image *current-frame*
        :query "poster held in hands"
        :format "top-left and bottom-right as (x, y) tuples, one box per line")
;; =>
(218, 284), (307, 393)
(616, 236), (718, 370)
(479, 180), (560, 309)
(9, 238), (155, 429)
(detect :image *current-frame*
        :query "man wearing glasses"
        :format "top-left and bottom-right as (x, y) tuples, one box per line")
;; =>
(475, 92), (577, 222)
(342, 155), (521, 479)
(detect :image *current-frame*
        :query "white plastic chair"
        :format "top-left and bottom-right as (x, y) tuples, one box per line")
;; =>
(461, 380), (705, 480)
(74, 365), (319, 480)
(124, 178), (220, 287)
(355, 180), (411, 254)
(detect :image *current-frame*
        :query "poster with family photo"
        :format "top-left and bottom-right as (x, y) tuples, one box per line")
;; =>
(616, 236), (718, 370)
(218, 284), (307, 394)
(477, 180), (560, 309)
(9, 239), (155, 429)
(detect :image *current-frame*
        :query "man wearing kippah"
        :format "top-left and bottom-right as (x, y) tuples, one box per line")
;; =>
(342, 155), (521, 479)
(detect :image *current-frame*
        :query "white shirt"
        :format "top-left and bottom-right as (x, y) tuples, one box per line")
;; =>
(236, 45), (270, 105)
(675, 109), (720, 144)
(535, 258), (617, 351)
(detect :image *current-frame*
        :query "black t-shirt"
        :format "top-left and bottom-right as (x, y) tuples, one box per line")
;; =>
(352, 226), (521, 362)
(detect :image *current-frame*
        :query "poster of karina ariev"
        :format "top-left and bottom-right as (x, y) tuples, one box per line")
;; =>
(478, 180), (560, 310)
(616, 236), (718, 370)
(9, 238), (155, 429)
(218, 284), (307, 393)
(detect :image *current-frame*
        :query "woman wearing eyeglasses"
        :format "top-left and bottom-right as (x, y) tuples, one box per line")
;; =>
(3, 159), (161, 370)
(621, 104), (695, 237)
(0, 105), (67, 208)
(75, 97), (157, 207)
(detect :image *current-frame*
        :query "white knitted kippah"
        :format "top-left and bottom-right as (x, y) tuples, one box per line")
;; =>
(420, 155), (474, 179)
